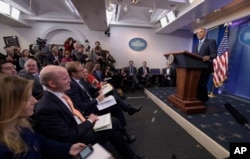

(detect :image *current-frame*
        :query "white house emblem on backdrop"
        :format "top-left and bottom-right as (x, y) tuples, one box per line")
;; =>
(129, 38), (147, 51)
(239, 25), (250, 47)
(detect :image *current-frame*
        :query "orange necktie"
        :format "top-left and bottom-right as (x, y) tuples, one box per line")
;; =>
(62, 94), (86, 122)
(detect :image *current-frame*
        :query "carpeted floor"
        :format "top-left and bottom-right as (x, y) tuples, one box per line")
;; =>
(146, 87), (250, 147)
(123, 88), (217, 159)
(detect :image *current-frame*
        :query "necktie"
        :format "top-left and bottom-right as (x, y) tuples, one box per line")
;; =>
(144, 67), (147, 75)
(62, 94), (86, 122)
(130, 67), (133, 75)
(198, 41), (202, 53)
(33, 74), (39, 81)
(79, 80), (93, 100)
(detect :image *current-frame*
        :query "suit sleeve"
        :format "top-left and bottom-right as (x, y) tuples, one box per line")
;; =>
(138, 67), (143, 76)
(208, 39), (217, 59)
(34, 98), (93, 143)
(65, 82), (98, 113)
(36, 132), (72, 159)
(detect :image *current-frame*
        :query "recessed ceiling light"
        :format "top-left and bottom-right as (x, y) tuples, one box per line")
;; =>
(131, 0), (139, 4)
(214, 9), (221, 12)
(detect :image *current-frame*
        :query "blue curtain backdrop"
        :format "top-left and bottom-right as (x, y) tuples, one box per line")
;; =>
(192, 20), (250, 100)
(227, 20), (250, 99)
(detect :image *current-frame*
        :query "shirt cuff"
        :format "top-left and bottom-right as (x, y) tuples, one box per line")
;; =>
(87, 118), (93, 124)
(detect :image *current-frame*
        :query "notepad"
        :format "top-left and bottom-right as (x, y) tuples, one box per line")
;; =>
(93, 113), (112, 132)
(97, 95), (117, 111)
(101, 83), (113, 95)
(87, 143), (112, 159)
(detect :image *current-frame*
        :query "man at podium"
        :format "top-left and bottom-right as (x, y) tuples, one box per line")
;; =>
(194, 28), (217, 103)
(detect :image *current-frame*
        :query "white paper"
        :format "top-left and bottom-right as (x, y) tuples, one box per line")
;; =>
(93, 113), (112, 131)
(97, 95), (117, 111)
(87, 143), (112, 159)
(101, 83), (113, 95)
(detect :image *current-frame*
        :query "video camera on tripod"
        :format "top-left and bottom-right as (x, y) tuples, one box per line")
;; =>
(36, 37), (47, 51)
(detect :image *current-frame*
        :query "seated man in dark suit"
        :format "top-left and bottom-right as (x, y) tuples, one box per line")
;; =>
(33, 65), (146, 159)
(65, 61), (141, 143)
(124, 60), (140, 92)
(18, 59), (44, 100)
(161, 62), (176, 87)
(137, 61), (151, 87)
(46, 44), (63, 65)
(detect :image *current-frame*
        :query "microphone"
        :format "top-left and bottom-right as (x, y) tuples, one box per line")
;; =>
(224, 103), (250, 131)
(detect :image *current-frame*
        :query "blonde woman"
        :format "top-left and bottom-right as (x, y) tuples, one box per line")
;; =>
(0, 75), (85, 159)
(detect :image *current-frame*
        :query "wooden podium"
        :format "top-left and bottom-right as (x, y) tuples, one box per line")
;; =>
(164, 51), (207, 114)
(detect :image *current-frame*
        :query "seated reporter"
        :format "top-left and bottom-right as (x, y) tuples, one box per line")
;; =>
(33, 65), (145, 159)
(137, 61), (151, 87)
(83, 62), (142, 116)
(0, 75), (85, 159)
(65, 61), (139, 144)
(18, 59), (44, 100)
(0, 60), (17, 76)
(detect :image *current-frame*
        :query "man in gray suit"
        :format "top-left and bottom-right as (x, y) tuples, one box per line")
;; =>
(194, 28), (217, 103)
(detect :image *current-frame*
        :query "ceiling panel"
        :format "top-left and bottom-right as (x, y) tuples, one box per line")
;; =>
(0, 0), (249, 34)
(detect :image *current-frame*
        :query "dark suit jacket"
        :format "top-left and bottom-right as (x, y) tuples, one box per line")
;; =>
(163, 67), (176, 79)
(66, 78), (127, 126)
(33, 91), (93, 143)
(138, 66), (150, 76)
(18, 71), (44, 99)
(46, 54), (63, 65)
(65, 77), (98, 115)
(93, 70), (104, 82)
(0, 128), (71, 159)
(162, 66), (176, 86)
(33, 91), (135, 159)
(194, 38), (217, 72)
(125, 66), (137, 76)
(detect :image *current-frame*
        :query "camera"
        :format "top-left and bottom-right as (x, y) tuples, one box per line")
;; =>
(79, 145), (93, 159)
(36, 37), (47, 51)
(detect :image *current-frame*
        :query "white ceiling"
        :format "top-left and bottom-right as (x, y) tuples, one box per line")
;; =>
(1, 0), (249, 34)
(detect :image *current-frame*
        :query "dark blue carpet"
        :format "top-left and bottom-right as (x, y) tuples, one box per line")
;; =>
(147, 87), (250, 151)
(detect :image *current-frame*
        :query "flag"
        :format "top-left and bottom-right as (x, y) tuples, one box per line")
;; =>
(213, 32), (229, 88)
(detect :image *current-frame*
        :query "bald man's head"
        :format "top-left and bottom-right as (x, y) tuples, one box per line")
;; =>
(40, 65), (71, 92)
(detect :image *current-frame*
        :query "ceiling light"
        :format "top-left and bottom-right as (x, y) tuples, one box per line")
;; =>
(149, 3), (155, 13)
(160, 16), (168, 28)
(106, 0), (114, 12)
(107, 5), (114, 12)
(0, 1), (10, 15)
(166, 10), (176, 23)
(189, 0), (194, 4)
(214, 9), (221, 12)
(131, 0), (139, 4)
(11, 7), (20, 20)
(124, 5), (128, 12)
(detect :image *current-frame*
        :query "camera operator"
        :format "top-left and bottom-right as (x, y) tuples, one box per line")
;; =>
(32, 38), (50, 67)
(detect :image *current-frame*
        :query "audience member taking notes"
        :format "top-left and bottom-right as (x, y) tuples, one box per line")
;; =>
(93, 113), (112, 131)
(33, 65), (146, 159)
(97, 95), (117, 111)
